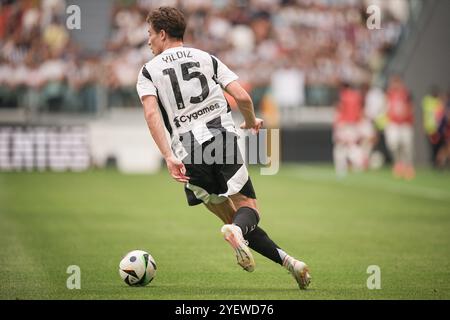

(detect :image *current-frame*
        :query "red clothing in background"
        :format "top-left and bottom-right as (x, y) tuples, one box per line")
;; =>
(386, 88), (414, 124)
(0, 6), (12, 40)
(336, 88), (363, 125)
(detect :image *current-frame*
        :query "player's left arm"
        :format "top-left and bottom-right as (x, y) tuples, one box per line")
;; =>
(224, 81), (263, 134)
(141, 95), (189, 183)
(212, 55), (263, 133)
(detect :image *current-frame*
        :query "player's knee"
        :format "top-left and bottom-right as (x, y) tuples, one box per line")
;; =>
(231, 194), (258, 214)
(233, 206), (260, 235)
(238, 206), (260, 222)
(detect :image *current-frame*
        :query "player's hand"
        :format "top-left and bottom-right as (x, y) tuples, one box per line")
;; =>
(165, 156), (189, 183)
(240, 118), (264, 134)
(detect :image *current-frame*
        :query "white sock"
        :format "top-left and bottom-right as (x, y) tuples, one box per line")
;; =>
(277, 249), (289, 265)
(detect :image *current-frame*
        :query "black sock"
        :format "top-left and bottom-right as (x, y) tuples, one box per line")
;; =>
(244, 226), (283, 265)
(232, 206), (260, 236)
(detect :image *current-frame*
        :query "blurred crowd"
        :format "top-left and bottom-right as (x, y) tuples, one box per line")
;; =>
(333, 77), (450, 178)
(0, 0), (100, 112)
(108, 0), (408, 111)
(0, 0), (408, 113)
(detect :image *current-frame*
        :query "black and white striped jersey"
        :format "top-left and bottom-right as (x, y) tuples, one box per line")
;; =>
(136, 46), (239, 160)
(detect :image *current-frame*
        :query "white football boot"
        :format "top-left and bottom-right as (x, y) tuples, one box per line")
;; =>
(221, 224), (255, 272)
(283, 256), (311, 290)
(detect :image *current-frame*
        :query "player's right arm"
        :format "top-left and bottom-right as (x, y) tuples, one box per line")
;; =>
(224, 81), (263, 133)
(141, 95), (189, 183)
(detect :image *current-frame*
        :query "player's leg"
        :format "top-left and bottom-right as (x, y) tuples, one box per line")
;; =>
(401, 125), (415, 180)
(203, 198), (235, 224)
(348, 142), (365, 172)
(346, 125), (365, 172)
(359, 120), (376, 170)
(333, 127), (348, 177)
(228, 192), (260, 235)
(230, 194), (280, 263)
(386, 124), (403, 177)
(230, 193), (311, 289)
(203, 197), (256, 272)
(333, 142), (348, 177)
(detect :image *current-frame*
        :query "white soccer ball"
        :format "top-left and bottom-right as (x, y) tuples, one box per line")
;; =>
(119, 250), (156, 286)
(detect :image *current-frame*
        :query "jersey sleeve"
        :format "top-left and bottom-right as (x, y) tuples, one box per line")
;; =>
(211, 55), (238, 88)
(136, 65), (157, 99)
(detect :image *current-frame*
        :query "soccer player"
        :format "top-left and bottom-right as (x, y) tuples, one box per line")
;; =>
(333, 83), (366, 177)
(385, 75), (415, 179)
(136, 7), (310, 289)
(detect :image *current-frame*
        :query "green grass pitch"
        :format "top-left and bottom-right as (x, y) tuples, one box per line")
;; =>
(1, 165), (449, 300)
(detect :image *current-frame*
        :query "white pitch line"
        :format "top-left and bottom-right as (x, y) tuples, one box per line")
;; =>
(286, 168), (450, 201)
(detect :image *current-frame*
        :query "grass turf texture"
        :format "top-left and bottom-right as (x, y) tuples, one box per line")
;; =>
(1, 165), (449, 300)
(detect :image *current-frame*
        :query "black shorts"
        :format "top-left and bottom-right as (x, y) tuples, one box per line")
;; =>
(182, 131), (256, 206)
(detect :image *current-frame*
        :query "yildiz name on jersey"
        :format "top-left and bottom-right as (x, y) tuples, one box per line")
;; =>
(173, 103), (221, 128)
(181, 129), (274, 167)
